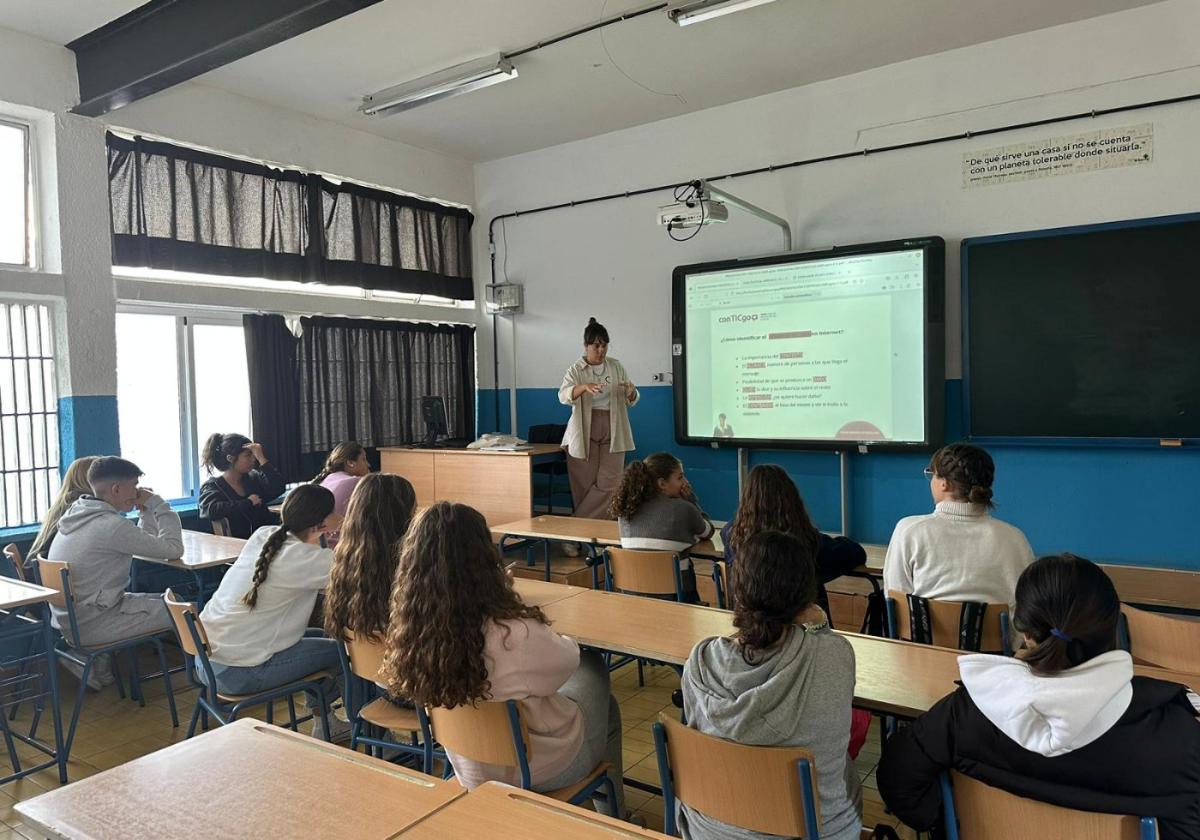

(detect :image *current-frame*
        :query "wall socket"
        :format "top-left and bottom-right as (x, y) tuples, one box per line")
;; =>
(651, 372), (672, 383)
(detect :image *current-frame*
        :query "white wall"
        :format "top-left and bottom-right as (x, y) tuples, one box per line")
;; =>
(473, 0), (1200, 392)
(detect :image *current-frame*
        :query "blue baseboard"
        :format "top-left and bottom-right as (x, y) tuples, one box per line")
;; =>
(476, 381), (1200, 570)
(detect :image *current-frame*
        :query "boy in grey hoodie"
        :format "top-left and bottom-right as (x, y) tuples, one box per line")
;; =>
(680, 530), (863, 840)
(46, 457), (184, 647)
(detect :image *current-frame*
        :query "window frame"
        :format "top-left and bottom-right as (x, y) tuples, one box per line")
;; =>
(116, 305), (248, 503)
(0, 117), (34, 270)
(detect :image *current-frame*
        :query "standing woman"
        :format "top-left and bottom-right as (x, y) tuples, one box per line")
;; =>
(198, 433), (286, 539)
(559, 318), (640, 520)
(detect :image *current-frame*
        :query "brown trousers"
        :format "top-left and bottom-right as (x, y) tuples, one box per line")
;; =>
(567, 409), (625, 520)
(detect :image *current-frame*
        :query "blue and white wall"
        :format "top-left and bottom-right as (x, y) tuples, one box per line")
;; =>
(474, 0), (1200, 568)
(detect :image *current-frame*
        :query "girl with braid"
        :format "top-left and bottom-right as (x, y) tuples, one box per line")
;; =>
(199, 484), (347, 740)
(312, 441), (371, 547)
(883, 443), (1033, 636)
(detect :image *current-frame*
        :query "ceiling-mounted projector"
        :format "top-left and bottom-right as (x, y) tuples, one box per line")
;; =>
(656, 198), (729, 228)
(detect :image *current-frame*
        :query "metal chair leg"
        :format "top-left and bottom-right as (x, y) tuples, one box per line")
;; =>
(153, 639), (178, 727)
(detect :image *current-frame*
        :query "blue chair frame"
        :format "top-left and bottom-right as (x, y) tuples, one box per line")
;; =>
(163, 591), (332, 740)
(939, 773), (1158, 840)
(653, 720), (820, 839)
(39, 562), (178, 758)
(336, 642), (449, 775)
(503, 699), (619, 815)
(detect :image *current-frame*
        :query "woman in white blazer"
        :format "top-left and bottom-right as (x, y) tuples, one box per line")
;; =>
(558, 317), (640, 520)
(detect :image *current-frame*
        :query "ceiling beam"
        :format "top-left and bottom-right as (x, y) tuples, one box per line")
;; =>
(67, 0), (383, 117)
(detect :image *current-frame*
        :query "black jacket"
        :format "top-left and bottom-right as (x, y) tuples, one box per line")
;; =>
(720, 523), (866, 612)
(878, 677), (1200, 840)
(198, 463), (286, 539)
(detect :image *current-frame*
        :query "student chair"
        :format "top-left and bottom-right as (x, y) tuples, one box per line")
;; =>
(886, 590), (1012, 656)
(37, 558), (179, 758)
(337, 630), (447, 774)
(1118, 604), (1200, 673)
(602, 547), (688, 686)
(162, 589), (333, 740)
(652, 714), (822, 838)
(528, 424), (570, 514)
(939, 770), (1157, 840)
(2, 544), (31, 585)
(428, 700), (618, 816)
(207, 518), (232, 537)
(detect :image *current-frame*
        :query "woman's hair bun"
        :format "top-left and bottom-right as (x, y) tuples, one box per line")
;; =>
(587, 317), (597, 325)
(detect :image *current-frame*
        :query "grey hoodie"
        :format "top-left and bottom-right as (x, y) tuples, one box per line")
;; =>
(680, 624), (862, 840)
(46, 494), (183, 634)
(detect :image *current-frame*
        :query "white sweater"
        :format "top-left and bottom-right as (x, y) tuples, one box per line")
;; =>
(200, 527), (332, 667)
(882, 500), (1034, 611)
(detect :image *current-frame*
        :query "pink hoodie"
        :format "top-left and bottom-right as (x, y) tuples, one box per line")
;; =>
(446, 618), (584, 789)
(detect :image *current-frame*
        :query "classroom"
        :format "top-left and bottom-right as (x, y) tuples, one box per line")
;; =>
(0, 1), (1197, 838)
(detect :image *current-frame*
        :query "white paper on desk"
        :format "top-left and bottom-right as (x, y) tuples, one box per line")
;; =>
(479, 443), (534, 451)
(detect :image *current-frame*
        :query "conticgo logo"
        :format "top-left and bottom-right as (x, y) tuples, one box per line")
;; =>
(718, 313), (759, 323)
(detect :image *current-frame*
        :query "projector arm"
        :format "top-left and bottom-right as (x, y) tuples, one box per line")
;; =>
(695, 180), (793, 251)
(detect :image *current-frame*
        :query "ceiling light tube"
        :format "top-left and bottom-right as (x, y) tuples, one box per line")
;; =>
(667, 0), (778, 26)
(360, 53), (517, 116)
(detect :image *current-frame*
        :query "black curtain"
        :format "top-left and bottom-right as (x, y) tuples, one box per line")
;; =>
(243, 314), (304, 482)
(297, 317), (475, 452)
(107, 133), (474, 300)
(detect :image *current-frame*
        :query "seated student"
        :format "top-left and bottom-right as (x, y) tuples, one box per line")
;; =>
(323, 473), (416, 644)
(198, 433), (286, 539)
(47, 457), (183, 647)
(680, 530), (862, 840)
(722, 464), (865, 615)
(883, 443), (1033, 618)
(29, 455), (98, 564)
(612, 452), (713, 603)
(878, 554), (1200, 839)
(382, 502), (627, 819)
(199, 484), (346, 740)
(311, 441), (371, 547)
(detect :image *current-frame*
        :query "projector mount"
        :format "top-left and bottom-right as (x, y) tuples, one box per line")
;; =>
(658, 179), (793, 250)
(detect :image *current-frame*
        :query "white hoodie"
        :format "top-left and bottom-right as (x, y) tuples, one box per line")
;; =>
(957, 650), (1134, 757)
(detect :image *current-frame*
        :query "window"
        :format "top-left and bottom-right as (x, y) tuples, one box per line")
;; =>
(115, 311), (251, 500)
(0, 302), (59, 528)
(0, 120), (31, 267)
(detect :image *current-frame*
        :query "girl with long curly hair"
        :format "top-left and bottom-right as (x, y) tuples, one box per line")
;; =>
(680, 530), (863, 840)
(199, 484), (345, 740)
(722, 464), (865, 614)
(382, 501), (627, 817)
(611, 452), (712, 603)
(323, 473), (416, 643)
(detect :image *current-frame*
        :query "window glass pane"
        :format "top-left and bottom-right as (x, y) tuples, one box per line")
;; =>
(0, 123), (27, 266)
(192, 324), (252, 473)
(0, 302), (57, 527)
(116, 313), (185, 499)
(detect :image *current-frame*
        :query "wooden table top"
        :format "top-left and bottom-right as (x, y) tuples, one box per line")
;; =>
(380, 443), (563, 457)
(537, 585), (1200, 717)
(0, 577), (58, 610)
(512, 577), (590, 607)
(15, 719), (465, 839)
(397, 781), (671, 839)
(135, 529), (246, 569)
(493, 515), (722, 559)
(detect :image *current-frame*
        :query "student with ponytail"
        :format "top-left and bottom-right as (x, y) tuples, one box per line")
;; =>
(312, 441), (370, 547)
(199, 484), (345, 739)
(613, 452), (713, 603)
(883, 443), (1033, 624)
(198, 433), (286, 538)
(879, 554), (1200, 838)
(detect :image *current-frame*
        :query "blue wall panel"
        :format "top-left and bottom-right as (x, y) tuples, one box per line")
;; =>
(58, 395), (120, 468)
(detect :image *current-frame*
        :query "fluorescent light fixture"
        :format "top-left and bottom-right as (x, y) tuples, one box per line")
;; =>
(667, 0), (778, 26)
(360, 53), (517, 116)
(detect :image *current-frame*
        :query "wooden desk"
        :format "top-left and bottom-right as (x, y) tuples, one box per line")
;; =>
(0, 577), (59, 610)
(381, 444), (562, 527)
(16, 719), (464, 839)
(135, 529), (246, 570)
(493, 515), (722, 559)
(398, 781), (670, 839)
(513, 577), (589, 607)
(537, 585), (1200, 717)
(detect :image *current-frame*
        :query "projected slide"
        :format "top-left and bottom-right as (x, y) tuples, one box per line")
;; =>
(683, 249), (927, 444)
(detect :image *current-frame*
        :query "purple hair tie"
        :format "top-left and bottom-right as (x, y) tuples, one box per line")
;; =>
(1049, 627), (1073, 643)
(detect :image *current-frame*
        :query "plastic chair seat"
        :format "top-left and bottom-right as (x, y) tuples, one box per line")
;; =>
(215, 670), (332, 703)
(360, 697), (422, 732)
(541, 761), (611, 803)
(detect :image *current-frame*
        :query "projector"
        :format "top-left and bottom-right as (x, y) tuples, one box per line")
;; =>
(657, 198), (729, 228)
